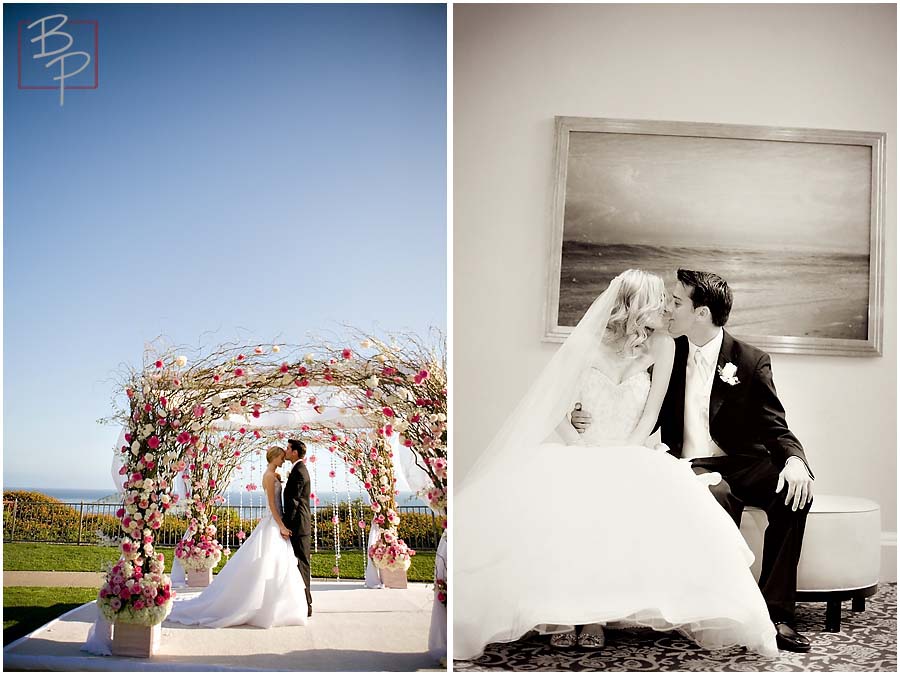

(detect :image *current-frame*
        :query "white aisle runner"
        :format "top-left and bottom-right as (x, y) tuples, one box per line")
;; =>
(4, 581), (440, 672)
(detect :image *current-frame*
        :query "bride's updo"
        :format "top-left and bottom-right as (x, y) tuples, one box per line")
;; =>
(603, 269), (668, 357)
(266, 446), (285, 464)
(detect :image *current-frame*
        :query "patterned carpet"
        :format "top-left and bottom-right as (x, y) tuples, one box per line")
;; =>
(454, 584), (897, 672)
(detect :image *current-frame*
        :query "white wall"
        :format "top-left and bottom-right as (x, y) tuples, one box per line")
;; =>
(454, 4), (897, 580)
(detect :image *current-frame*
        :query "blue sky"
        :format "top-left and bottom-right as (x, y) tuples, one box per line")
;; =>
(4, 3), (447, 490)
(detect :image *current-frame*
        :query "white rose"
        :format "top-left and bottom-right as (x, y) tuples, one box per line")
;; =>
(272, 345), (281, 353)
(304, 353), (315, 364)
(144, 453), (154, 463)
(143, 479), (154, 490)
(211, 394), (222, 406)
(366, 375), (379, 389)
(141, 424), (153, 438)
(721, 363), (738, 380)
(161, 494), (170, 504)
(175, 355), (187, 368)
(191, 421), (202, 432)
(437, 413), (447, 422)
(360, 339), (371, 349)
(131, 441), (141, 455)
(376, 354), (386, 363)
(379, 476), (389, 486)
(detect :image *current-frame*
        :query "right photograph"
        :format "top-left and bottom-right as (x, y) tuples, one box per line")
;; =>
(452, 4), (897, 673)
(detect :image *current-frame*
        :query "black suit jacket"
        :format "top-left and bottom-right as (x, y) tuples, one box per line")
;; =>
(283, 460), (312, 536)
(658, 331), (813, 477)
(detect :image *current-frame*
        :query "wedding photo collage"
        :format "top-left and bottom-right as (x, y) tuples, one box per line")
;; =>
(2, 1), (897, 673)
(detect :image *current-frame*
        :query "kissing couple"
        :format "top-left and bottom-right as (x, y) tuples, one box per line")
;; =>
(167, 439), (314, 627)
(455, 269), (814, 659)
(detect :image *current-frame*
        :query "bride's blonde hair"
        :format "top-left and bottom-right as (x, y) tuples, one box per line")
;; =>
(602, 269), (668, 357)
(266, 446), (285, 464)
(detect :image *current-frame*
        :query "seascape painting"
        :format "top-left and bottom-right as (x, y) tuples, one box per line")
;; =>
(547, 119), (885, 356)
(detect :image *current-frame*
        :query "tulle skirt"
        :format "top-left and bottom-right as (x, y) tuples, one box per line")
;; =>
(166, 515), (308, 629)
(454, 444), (778, 659)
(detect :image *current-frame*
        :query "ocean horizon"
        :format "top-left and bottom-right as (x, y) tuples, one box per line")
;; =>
(559, 241), (868, 339)
(5, 486), (427, 508)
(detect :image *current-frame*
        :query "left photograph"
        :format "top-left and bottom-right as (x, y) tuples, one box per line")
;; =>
(3, 3), (447, 671)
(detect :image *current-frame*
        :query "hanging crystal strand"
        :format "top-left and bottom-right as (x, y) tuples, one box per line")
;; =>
(226, 488), (231, 551)
(331, 448), (340, 579)
(344, 457), (353, 553)
(312, 446), (318, 553)
(239, 469), (244, 548)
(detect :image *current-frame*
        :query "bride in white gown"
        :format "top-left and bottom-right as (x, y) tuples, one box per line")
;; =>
(167, 446), (308, 629)
(454, 270), (778, 659)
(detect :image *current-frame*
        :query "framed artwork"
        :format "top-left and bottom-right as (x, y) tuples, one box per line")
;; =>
(545, 116), (886, 356)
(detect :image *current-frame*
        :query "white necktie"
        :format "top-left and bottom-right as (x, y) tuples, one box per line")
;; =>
(693, 348), (708, 381)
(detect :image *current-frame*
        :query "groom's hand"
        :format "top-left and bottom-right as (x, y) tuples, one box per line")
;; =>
(570, 403), (592, 434)
(776, 457), (814, 511)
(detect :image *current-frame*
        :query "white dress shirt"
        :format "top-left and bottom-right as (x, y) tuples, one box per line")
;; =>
(683, 328), (727, 460)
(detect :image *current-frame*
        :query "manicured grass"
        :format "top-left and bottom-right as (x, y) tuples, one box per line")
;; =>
(3, 586), (98, 646)
(4, 543), (436, 581)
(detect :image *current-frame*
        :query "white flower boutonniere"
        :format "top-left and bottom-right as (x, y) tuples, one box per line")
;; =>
(718, 362), (740, 386)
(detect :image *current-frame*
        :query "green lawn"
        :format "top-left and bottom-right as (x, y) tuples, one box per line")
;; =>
(3, 543), (436, 581)
(3, 587), (98, 646)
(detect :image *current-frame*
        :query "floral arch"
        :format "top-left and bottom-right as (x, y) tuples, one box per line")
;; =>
(99, 332), (446, 626)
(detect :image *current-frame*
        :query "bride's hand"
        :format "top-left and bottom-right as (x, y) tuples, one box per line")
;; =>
(280, 525), (292, 539)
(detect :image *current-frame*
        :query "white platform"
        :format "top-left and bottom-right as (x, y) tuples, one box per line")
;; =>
(3, 581), (442, 671)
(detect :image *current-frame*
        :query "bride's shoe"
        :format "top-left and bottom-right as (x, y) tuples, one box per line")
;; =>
(549, 630), (577, 649)
(577, 625), (606, 649)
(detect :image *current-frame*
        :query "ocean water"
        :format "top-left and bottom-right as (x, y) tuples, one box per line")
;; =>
(558, 242), (869, 340)
(5, 487), (426, 509)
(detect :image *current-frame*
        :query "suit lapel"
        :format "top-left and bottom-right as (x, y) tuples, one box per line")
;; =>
(670, 336), (689, 451)
(709, 330), (735, 423)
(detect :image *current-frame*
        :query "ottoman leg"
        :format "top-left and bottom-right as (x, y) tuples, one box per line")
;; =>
(852, 595), (866, 612)
(825, 599), (842, 632)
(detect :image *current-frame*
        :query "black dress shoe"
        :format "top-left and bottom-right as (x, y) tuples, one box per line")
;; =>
(774, 622), (811, 652)
(308, 606), (313, 617)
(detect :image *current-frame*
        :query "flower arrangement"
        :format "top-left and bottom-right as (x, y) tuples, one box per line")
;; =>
(175, 522), (223, 571)
(97, 554), (173, 626)
(435, 578), (447, 606)
(368, 527), (416, 571)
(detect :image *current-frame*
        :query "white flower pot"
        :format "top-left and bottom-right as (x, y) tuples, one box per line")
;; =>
(381, 567), (408, 589)
(112, 622), (161, 658)
(187, 567), (213, 587)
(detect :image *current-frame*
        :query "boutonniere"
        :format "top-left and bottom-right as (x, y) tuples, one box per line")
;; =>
(718, 362), (740, 386)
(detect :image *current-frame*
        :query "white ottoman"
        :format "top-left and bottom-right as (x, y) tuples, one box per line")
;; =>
(739, 495), (881, 631)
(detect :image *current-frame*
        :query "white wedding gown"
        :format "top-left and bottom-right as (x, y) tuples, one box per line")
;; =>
(454, 367), (778, 659)
(166, 476), (308, 629)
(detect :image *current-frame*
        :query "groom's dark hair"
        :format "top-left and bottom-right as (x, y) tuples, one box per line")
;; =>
(677, 269), (732, 327)
(288, 438), (307, 459)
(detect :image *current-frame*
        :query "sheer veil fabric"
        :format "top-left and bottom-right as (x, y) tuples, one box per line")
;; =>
(454, 274), (778, 660)
(458, 274), (624, 491)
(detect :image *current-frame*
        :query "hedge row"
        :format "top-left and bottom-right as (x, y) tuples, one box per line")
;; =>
(3, 491), (442, 550)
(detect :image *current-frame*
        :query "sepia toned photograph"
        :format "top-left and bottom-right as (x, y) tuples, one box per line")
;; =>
(454, 3), (896, 673)
(546, 117), (886, 356)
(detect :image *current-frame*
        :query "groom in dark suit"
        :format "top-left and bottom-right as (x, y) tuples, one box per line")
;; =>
(283, 438), (313, 617)
(660, 269), (815, 652)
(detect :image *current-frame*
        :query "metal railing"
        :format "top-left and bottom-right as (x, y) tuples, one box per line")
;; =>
(2, 499), (441, 550)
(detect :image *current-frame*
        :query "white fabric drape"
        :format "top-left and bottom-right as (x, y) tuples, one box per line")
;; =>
(428, 531), (447, 661)
(364, 522), (384, 588)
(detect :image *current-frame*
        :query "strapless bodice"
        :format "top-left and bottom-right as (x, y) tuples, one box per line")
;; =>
(576, 367), (651, 444)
